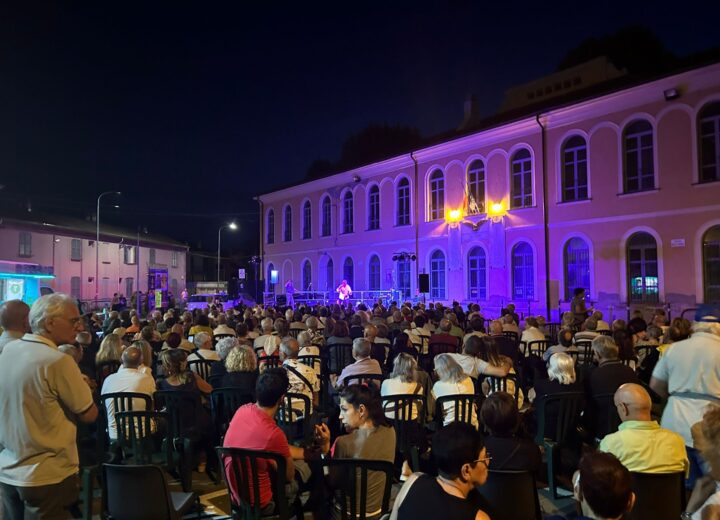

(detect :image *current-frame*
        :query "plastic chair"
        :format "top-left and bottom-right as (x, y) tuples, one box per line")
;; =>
(275, 392), (311, 442)
(381, 394), (426, 471)
(258, 355), (282, 371)
(298, 354), (322, 375)
(326, 342), (354, 374)
(503, 331), (519, 345)
(211, 387), (255, 438)
(534, 391), (584, 499)
(434, 394), (479, 429)
(419, 341), (458, 372)
(188, 359), (214, 381)
(98, 392), (153, 458)
(627, 471), (686, 520)
(102, 463), (199, 520)
(479, 469), (542, 520)
(574, 340), (594, 367)
(342, 374), (385, 388)
(526, 340), (549, 358)
(485, 373), (521, 402)
(115, 410), (172, 466)
(593, 392), (621, 440)
(323, 459), (394, 520)
(216, 447), (301, 520)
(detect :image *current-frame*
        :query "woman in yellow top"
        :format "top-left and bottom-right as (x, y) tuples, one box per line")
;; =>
(188, 314), (213, 337)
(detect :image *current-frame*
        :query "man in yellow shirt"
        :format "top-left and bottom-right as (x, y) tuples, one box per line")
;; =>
(600, 383), (688, 475)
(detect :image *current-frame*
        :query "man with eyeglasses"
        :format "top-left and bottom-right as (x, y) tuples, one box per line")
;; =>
(0, 293), (98, 520)
(391, 422), (491, 520)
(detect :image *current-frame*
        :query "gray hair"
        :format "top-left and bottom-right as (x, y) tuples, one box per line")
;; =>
(122, 345), (143, 368)
(280, 338), (299, 358)
(58, 343), (81, 363)
(297, 330), (312, 348)
(29, 293), (76, 334)
(260, 317), (274, 333)
(434, 353), (465, 383)
(390, 353), (417, 383)
(305, 316), (318, 329)
(194, 332), (211, 349)
(130, 340), (152, 368)
(352, 337), (372, 358)
(692, 321), (720, 336)
(592, 335), (618, 360)
(547, 353), (576, 385)
(216, 336), (239, 360)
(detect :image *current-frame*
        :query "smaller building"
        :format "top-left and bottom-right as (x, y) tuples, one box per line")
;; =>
(0, 211), (188, 309)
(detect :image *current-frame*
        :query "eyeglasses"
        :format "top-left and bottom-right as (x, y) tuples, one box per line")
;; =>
(470, 453), (492, 468)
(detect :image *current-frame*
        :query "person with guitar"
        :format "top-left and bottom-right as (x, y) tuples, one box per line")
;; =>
(336, 279), (352, 305)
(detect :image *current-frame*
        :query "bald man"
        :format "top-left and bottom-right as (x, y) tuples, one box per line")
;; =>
(599, 383), (688, 474)
(0, 300), (30, 354)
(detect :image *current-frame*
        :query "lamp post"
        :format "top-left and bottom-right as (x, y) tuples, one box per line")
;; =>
(95, 191), (121, 310)
(217, 222), (238, 293)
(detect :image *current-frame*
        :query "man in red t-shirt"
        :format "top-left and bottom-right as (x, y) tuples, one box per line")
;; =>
(223, 368), (330, 513)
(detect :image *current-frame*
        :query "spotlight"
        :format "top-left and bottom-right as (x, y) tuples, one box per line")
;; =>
(663, 88), (680, 101)
(410, 255), (417, 261)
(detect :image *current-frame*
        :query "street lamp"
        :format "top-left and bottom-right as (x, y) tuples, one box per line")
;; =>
(217, 222), (238, 293)
(96, 191), (122, 310)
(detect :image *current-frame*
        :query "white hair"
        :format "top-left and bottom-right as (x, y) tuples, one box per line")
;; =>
(29, 293), (76, 334)
(194, 332), (211, 349)
(693, 321), (720, 337)
(216, 336), (239, 360)
(547, 353), (576, 385)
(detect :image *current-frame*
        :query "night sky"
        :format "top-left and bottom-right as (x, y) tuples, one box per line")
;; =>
(1, 2), (718, 256)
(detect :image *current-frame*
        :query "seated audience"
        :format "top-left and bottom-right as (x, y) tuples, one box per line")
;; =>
(222, 345), (258, 398)
(189, 314), (213, 336)
(448, 336), (510, 380)
(432, 354), (478, 428)
(326, 320), (353, 346)
(335, 338), (383, 388)
(543, 329), (578, 363)
(480, 392), (540, 474)
(481, 338), (524, 408)
(96, 333), (122, 365)
(157, 348), (213, 395)
(685, 405), (720, 519)
(599, 383), (687, 474)
(429, 319), (460, 350)
(188, 332), (221, 363)
(530, 352), (583, 438)
(520, 316), (545, 346)
(280, 338), (320, 414)
(213, 314), (236, 337)
(391, 421), (491, 520)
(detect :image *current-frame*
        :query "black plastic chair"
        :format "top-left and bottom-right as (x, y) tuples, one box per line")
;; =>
(288, 327), (305, 338)
(342, 374), (385, 388)
(323, 459), (394, 520)
(381, 394), (426, 471)
(115, 410), (172, 466)
(98, 392), (153, 458)
(574, 340), (594, 367)
(479, 469), (542, 520)
(434, 394), (479, 430)
(486, 373), (521, 402)
(419, 340), (459, 372)
(102, 463), (199, 520)
(594, 392), (622, 440)
(275, 392), (312, 442)
(258, 355), (282, 371)
(298, 354), (322, 375)
(326, 342), (354, 374)
(210, 387), (255, 438)
(526, 340), (549, 357)
(627, 471), (686, 520)
(534, 391), (584, 499)
(503, 331), (519, 345)
(188, 359), (214, 381)
(216, 447), (301, 520)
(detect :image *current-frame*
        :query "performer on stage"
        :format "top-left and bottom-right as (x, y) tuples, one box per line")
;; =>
(285, 279), (295, 307)
(336, 279), (352, 304)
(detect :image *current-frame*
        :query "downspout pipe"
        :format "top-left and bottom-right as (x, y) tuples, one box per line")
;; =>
(410, 151), (419, 275)
(254, 196), (264, 304)
(535, 113), (552, 320)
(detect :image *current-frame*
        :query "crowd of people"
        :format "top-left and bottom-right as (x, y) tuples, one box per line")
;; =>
(0, 292), (719, 519)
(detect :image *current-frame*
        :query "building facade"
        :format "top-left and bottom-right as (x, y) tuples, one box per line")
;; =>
(0, 214), (188, 308)
(258, 62), (720, 321)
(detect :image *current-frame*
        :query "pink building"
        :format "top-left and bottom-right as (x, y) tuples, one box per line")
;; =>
(0, 212), (188, 308)
(258, 60), (720, 321)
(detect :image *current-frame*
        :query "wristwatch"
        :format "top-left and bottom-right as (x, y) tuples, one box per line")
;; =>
(681, 512), (693, 519)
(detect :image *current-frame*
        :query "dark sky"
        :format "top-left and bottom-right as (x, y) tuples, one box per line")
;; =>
(1, 2), (718, 256)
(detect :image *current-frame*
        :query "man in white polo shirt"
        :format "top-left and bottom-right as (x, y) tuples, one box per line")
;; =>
(0, 293), (98, 519)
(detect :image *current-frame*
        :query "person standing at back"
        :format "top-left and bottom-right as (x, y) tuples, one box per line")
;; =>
(0, 294), (98, 519)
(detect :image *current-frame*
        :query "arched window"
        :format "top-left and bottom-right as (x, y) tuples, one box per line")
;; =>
(467, 247), (487, 300)
(512, 242), (534, 300)
(561, 136), (588, 202)
(623, 120), (655, 193)
(343, 257), (354, 287)
(430, 250), (446, 299)
(321, 196), (331, 237)
(368, 255), (381, 291)
(266, 209), (275, 244)
(323, 258), (334, 292)
(699, 102), (720, 183)
(396, 257), (411, 300)
(703, 226), (720, 303)
(267, 263), (276, 293)
(368, 185), (380, 230)
(627, 232), (659, 302)
(302, 260), (312, 291)
(342, 191), (354, 234)
(564, 237), (590, 299)
(283, 206), (292, 242)
(397, 178), (411, 226)
(467, 160), (485, 214)
(429, 169), (445, 220)
(302, 201), (311, 240)
(511, 149), (533, 208)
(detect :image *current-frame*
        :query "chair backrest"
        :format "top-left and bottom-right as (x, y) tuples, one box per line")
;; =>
(188, 359), (213, 380)
(103, 463), (176, 520)
(534, 391), (584, 445)
(343, 374), (385, 388)
(276, 392), (311, 441)
(486, 373), (520, 402)
(96, 361), (121, 387)
(502, 331), (519, 345)
(288, 328), (302, 339)
(428, 341), (459, 356)
(526, 340), (549, 357)
(323, 458), (394, 520)
(370, 343), (387, 366)
(216, 447), (292, 520)
(257, 355), (282, 371)
(298, 355), (322, 375)
(598, 329), (613, 336)
(435, 394), (478, 429)
(210, 388), (254, 437)
(381, 394), (426, 456)
(153, 390), (201, 438)
(627, 471), (686, 520)
(575, 340), (594, 367)
(326, 342), (355, 374)
(115, 410), (171, 465)
(594, 392), (621, 438)
(479, 469), (542, 520)
(99, 392), (153, 446)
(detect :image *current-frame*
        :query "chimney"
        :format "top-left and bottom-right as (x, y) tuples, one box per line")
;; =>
(458, 93), (479, 131)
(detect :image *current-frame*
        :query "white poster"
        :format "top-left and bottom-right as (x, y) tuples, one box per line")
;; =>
(4, 279), (24, 301)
